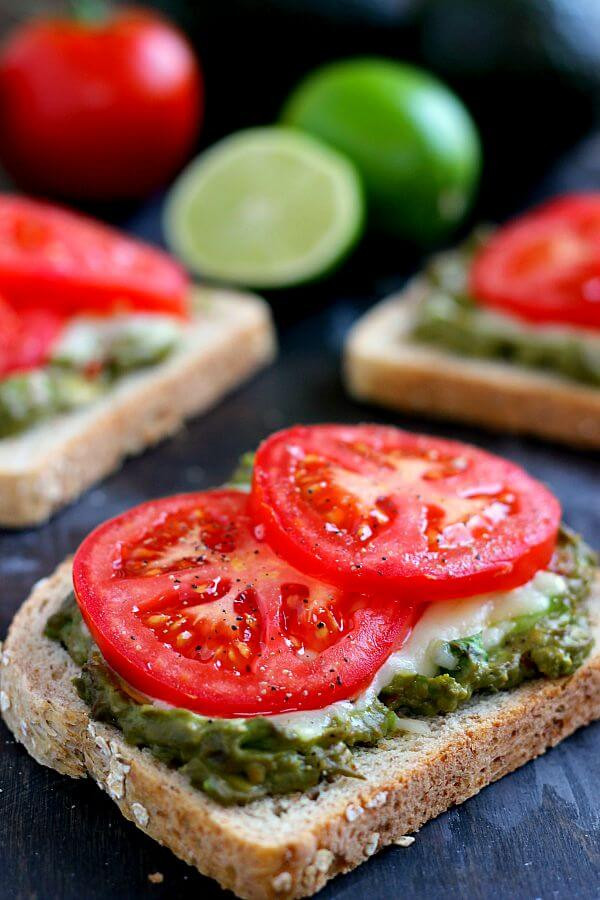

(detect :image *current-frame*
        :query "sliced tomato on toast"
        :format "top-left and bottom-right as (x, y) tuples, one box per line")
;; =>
(470, 193), (600, 329)
(0, 295), (65, 376)
(0, 195), (190, 319)
(72, 489), (417, 717)
(250, 425), (560, 601)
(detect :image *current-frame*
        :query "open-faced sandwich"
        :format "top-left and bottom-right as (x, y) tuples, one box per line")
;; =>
(0, 195), (276, 527)
(345, 194), (600, 448)
(2, 424), (598, 898)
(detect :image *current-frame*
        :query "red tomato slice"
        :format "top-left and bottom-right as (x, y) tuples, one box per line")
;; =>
(470, 193), (600, 329)
(0, 296), (65, 377)
(72, 490), (417, 717)
(250, 425), (560, 601)
(0, 195), (190, 318)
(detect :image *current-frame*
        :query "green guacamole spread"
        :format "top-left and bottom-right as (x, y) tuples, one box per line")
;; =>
(0, 316), (182, 438)
(45, 526), (596, 806)
(411, 230), (600, 386)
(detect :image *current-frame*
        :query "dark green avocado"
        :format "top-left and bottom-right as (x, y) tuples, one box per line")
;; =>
(45, 526), (595, 805)
(411, 231), (600, 386)
(0, 318), (181, 439)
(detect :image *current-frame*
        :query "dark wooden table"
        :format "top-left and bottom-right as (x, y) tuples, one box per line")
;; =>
(2, 158), (600, 900)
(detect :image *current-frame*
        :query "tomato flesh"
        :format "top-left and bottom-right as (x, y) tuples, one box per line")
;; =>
(0, 11), (203, 201)
(470, 193), (600, 330)
(0, 296), (65, 377)
(0, 195), (190, 318)
(73, 490), (417, 717)
(251, 425), (560, 601)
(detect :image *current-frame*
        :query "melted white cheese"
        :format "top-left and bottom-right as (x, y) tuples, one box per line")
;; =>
(53, 314), (184, 368)
(272, 570), (567, 740)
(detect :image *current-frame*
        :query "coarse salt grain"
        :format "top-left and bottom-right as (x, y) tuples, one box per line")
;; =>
(366, 791), (387, 809)
(395, 835), (415, 848)
(345, 805), (363, 822)
(88, 725), (110, 759)
(314, 849), (333, 873)
(364, 833), (380, 857)
(396, 717), (430, 736)
(106, 757), (130, 801)
(131, 802), (149, 828)
(271, 871), (292, 893)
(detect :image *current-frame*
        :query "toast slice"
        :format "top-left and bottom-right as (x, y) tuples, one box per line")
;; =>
(2, 560), (600, 900)
(0, 288), (276, 528)
(344, 280), (600, 449)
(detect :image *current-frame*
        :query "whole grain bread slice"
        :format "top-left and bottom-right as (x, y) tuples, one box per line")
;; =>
(344, 281), (600, 449)
(0, 288), (275, 528)
(2, 560), (600, 900)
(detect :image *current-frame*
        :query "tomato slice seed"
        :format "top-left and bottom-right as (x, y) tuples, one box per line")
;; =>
(470, 193), (600, 329)
(73, 489), (417, 716)
(251, 425), (560, 600)
(0, 195), (190, 319)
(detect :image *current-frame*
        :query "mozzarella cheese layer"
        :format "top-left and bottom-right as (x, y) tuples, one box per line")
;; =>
(53, 314), (184, 368)
(272, 569), (567, 740)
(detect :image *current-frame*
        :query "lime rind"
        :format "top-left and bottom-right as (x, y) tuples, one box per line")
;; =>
(164, 127), (364, 289)
(280, 57), (481, 245)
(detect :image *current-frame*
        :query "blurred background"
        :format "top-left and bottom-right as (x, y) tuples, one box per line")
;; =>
(2, 5), (600, 898)
(1, 0), (600, 287)
(147, 0), (600, 219)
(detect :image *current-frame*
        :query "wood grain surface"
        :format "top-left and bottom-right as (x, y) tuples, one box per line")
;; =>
(1, 176), (600, 900)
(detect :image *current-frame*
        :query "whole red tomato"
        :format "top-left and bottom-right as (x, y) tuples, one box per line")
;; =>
(0, 8), (203, 201)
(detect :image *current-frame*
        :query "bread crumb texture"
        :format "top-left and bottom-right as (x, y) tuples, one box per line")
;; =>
(344, 281), (600, 450)
(2, 560), (600, 899)
(0, 289), (276, 527)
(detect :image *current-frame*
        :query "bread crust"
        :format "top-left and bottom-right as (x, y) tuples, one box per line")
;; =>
(0, 288), (276, 528)
(344, 280), (600, 449)
(2, 561), (600, 899)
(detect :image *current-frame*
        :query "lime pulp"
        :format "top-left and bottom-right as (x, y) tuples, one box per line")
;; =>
(163, 127), (364, 289)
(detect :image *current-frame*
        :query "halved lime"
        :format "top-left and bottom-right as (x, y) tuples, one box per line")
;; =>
(163, 127), (364, 289)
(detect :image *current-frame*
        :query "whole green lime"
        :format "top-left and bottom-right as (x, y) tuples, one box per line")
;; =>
(281, 58), (481, 245)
